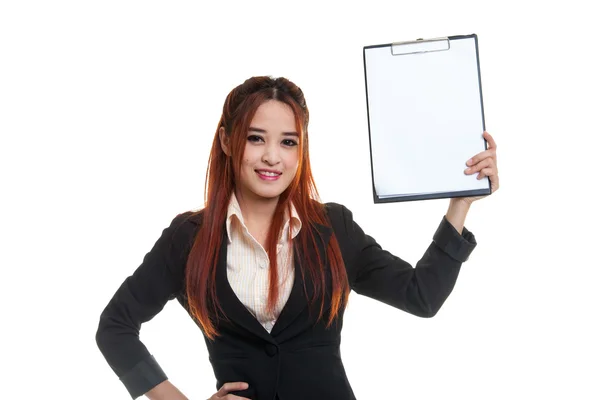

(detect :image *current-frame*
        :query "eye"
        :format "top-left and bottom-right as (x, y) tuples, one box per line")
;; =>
(282, 139), (298, 147)
(247, 135), (264, 143)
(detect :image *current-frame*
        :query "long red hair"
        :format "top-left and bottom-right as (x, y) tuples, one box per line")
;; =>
(185, 76), (349, 340)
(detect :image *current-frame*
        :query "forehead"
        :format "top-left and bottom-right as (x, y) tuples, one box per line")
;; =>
(251, 100), (296, 130)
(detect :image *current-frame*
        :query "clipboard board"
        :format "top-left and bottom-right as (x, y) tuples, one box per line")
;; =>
(363, 34), (492, 203)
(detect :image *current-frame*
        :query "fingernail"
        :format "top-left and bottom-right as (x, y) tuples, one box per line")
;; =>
(465, 168), (471, 173)
(467, 159), (473, 166)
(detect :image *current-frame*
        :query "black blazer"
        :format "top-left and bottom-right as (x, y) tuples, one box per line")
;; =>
(96, 202), (476, 400)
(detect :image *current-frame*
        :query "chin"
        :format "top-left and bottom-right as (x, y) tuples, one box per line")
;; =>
(248, 179), (292, 200)
(239, 174), (294, 201)
(252, 189), (285, 200)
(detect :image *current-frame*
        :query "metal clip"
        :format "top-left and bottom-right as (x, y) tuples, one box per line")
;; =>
(390, 37), (450, 56)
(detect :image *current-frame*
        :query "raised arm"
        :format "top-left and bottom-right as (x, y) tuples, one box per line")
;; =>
(95, 212), (193, 399)
(338, 204), (476, 317)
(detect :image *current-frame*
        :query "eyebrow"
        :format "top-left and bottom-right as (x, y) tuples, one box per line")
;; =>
(249, 126), (299, 137)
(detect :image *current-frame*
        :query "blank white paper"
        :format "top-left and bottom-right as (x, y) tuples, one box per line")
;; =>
(364, 37), (489, 198)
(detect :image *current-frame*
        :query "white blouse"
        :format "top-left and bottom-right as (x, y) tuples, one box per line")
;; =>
(225, 193), (302, 333)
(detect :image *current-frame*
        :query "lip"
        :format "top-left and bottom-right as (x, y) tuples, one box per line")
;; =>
(256, 169), (282, 174)
(255, 169), (282, 181)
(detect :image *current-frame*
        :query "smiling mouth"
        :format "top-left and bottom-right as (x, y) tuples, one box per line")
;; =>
(255, 170), (282, 177)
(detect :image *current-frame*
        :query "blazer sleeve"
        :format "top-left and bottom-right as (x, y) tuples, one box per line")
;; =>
(95, 212), (192, 399)
(339, 204), (477, 317)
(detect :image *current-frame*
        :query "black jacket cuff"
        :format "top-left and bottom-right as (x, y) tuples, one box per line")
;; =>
(119, 354), (168, 399)
(432, 216), (477, 262)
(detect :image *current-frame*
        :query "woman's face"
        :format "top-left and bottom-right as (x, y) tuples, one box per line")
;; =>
(236, 99), (300, 204)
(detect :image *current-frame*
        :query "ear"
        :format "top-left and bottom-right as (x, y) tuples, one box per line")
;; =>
(219, 127), (231, 156)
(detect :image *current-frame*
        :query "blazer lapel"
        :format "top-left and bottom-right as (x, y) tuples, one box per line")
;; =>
(214, 220), (333, 343)
(270, 222), (332, 339)
(215, 226), (277, 344)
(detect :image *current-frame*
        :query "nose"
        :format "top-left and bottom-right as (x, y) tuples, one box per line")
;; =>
(261, 142), (281, 165)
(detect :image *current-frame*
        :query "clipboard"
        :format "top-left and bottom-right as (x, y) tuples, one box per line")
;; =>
(363, 34), (492, 203)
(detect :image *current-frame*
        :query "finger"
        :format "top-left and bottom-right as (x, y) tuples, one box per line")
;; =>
(216, 382), (249, 397)
(223, 395), (251, 400)
(476, 167), (494, 180)
(481, 170), (500, 193)
(492, 173), (500, 191)
(483, 131), (497, 150)
(469, 131), (498, 166)
(465, 157), (494, 174)
(466, 148), (496, 167)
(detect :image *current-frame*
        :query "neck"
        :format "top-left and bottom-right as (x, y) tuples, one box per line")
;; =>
(234, 189), (279, 228)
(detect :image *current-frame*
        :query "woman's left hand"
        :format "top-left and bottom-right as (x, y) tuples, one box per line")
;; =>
(455, 131), (500, 205)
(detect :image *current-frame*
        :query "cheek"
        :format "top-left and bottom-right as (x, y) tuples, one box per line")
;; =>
(241, 154), (255, 170)
(242, 145), (261, 165)
(286, 153), (299, 170)
(237, 158), (252, 180)
(242, 159), (253, 177)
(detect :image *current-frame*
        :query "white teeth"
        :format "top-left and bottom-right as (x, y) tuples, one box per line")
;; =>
(258, 171), (279, 177)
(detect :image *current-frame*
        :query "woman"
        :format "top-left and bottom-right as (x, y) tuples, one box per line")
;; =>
(96, 76), (500, 400)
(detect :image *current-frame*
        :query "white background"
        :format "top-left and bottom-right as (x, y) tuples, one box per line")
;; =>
(1, 1), (598, 399)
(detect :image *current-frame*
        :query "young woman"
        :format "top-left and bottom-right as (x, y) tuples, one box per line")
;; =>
(96, 76), (500, 400)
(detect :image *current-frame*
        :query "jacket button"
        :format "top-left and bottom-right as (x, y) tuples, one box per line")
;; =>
(265, 344), (278, 357)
